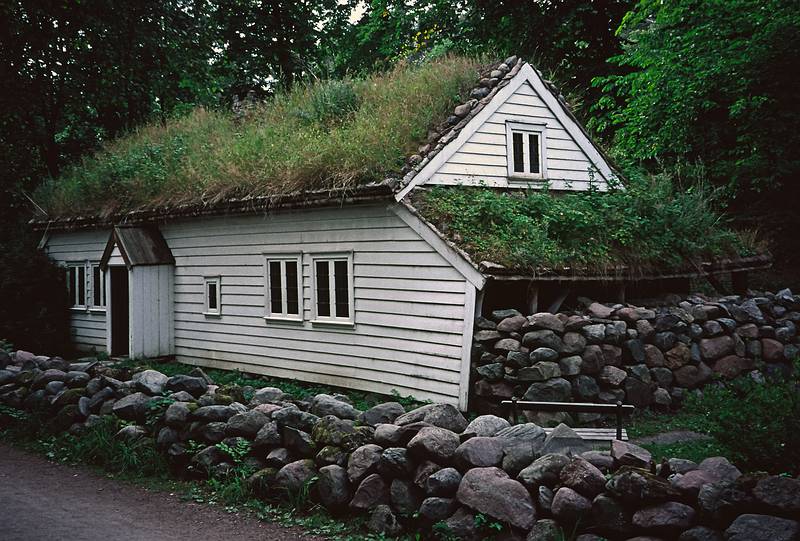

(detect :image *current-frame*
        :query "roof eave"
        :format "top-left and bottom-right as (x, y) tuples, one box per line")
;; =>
(31, 179), (398, 232)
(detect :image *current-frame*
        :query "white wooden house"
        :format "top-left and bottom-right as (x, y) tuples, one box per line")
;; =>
(35, 58), (763, 408)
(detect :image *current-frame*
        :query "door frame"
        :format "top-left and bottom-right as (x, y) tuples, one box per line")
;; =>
(105, 265), (130, 357)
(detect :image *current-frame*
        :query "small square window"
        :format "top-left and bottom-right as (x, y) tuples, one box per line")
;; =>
(204, 277), (221, 316)
(312, 253), (353, 325)
(506, 121), (547, 180)
(265, 254), (303, 320)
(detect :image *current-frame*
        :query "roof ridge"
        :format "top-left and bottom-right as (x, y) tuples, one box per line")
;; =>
(398, 55), (523, 185)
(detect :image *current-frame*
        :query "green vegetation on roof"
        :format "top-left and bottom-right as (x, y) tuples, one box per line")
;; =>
(417, 176), (757, 275)
(36, 56), (484, 218)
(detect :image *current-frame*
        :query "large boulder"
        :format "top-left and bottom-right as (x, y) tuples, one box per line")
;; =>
(350, 473), (388, 511)
(559, 456), (606, 498)
(391, 479), (424, 514)
(111, 392), (152, 422)
(752, 476), (800, 516)
(518, 453), (570, 489)
(310, 394), (360, 420)
(426, 467), (462, 497)
(317, 464), (351, 511)
(366, 504), (402, 536)
(606, 467), (681, 505)
(551, 487), (591, 523)
(378, 447), (413, 478)
(453, 437), (503, 470)
(394, 403), (468, 433)
(541, 424), (591, 455)
(271, 405), (319, 432)
(632, 501), (696, 532)
(419, 497), (458, 521)
(522, 378), (572, 402)
(132, 370), (168, 395)
(611, 440), (652, 469)
(725, 514), (799, 541)
(674, 362), (713, 388)
(527, 312), (565, 333)
(165, 375), (207, 397)
(192, 405), (237, 423)
(456, 467), (536, 531)
(275, 459), (317, 494)
(361, 402), (405, 426)
(496, 423), (547, 475)
(698, 336), (734, 361)
(250, 386), (286, 405)
(225, 410), (269, 438)
(592, 493), (632, 537)
(407, 426), (460, 464)
(347, 444), (383, 484)
(253, 420), (282, 448)
(462, 415), (510, 438)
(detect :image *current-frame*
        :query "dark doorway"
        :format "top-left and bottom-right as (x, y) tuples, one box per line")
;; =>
(110, 267), (129, 356)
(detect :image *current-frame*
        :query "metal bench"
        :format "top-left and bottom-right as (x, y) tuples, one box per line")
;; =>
(502, 398), (635, 442)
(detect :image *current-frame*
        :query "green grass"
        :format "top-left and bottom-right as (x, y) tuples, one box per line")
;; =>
(417, 174), (760, 274)
(35, 55), (485, 218)
(113, 358), (428, 411)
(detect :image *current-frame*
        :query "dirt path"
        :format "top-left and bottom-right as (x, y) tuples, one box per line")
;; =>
(0, 443), (323, 541)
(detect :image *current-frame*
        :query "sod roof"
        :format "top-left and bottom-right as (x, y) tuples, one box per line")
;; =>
(34, 55), (499, 223)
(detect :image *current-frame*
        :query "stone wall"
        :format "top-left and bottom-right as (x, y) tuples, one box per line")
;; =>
(1, 349), (799, 540)
(471, 289), (799, 417)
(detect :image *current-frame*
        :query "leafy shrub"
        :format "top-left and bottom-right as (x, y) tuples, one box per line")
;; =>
(0, 229), (70, 354)
(418, 172), (753, 274)
(683, 365), (800, 474)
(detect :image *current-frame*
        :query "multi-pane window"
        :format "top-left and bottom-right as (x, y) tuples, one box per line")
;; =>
(506, 121), (547, 179)
(312, 254), (353, 323)
(204, 276), (221, 316)
(90, 264), (106, 308)
(67, 264), (87, 308)
(265, 255), (302, 320)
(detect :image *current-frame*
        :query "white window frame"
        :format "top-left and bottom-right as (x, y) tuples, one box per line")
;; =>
(203, 276), (221, 317)
(66, 261), (88, 310)
(506, 121), (548, 181)
(263, 253), (303, 322)
(89, 263), (106, 311)
(311, 252), (354, 327)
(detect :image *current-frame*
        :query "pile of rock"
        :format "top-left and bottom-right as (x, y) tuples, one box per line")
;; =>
(472, 289), (799, 416)
(1, 349), (798, 540)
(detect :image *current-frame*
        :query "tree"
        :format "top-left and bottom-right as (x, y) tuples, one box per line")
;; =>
(591, 0), (800, 202)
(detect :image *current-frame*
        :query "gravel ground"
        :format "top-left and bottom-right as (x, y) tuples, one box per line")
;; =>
(0, 443), (323, 541)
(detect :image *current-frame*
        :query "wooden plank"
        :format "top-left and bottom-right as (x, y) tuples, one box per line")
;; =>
(542, 427), (629, 442)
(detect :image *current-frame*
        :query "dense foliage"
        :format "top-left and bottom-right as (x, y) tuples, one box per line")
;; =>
(683, 364), (800, 475)
(35, 57), (481, 216)
(591, 0), (800, 201)
(0, 228), (70, 354)
(418, 178), (750, 274)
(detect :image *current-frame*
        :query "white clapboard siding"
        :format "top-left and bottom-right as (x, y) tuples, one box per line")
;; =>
(160, 203), (469, 405)
(128, 265), (174, 358)
(44, 229), (110, 352)
(429, 80), (606, 191)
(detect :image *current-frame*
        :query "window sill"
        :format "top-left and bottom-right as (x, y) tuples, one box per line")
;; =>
(311, 319), (355, 329)
(263, 316), (304, 325)
(202, 312), (222, 318)
(508, 174), (547, 182)
(69, 306), (88, 312)
(88, 307), (107, 314)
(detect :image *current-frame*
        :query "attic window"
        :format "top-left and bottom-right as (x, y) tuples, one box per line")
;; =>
(506, 121), (547, 180)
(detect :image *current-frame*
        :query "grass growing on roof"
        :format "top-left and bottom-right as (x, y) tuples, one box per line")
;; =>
(36, 55), (484, 217)
(417, 174), (757, 274)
